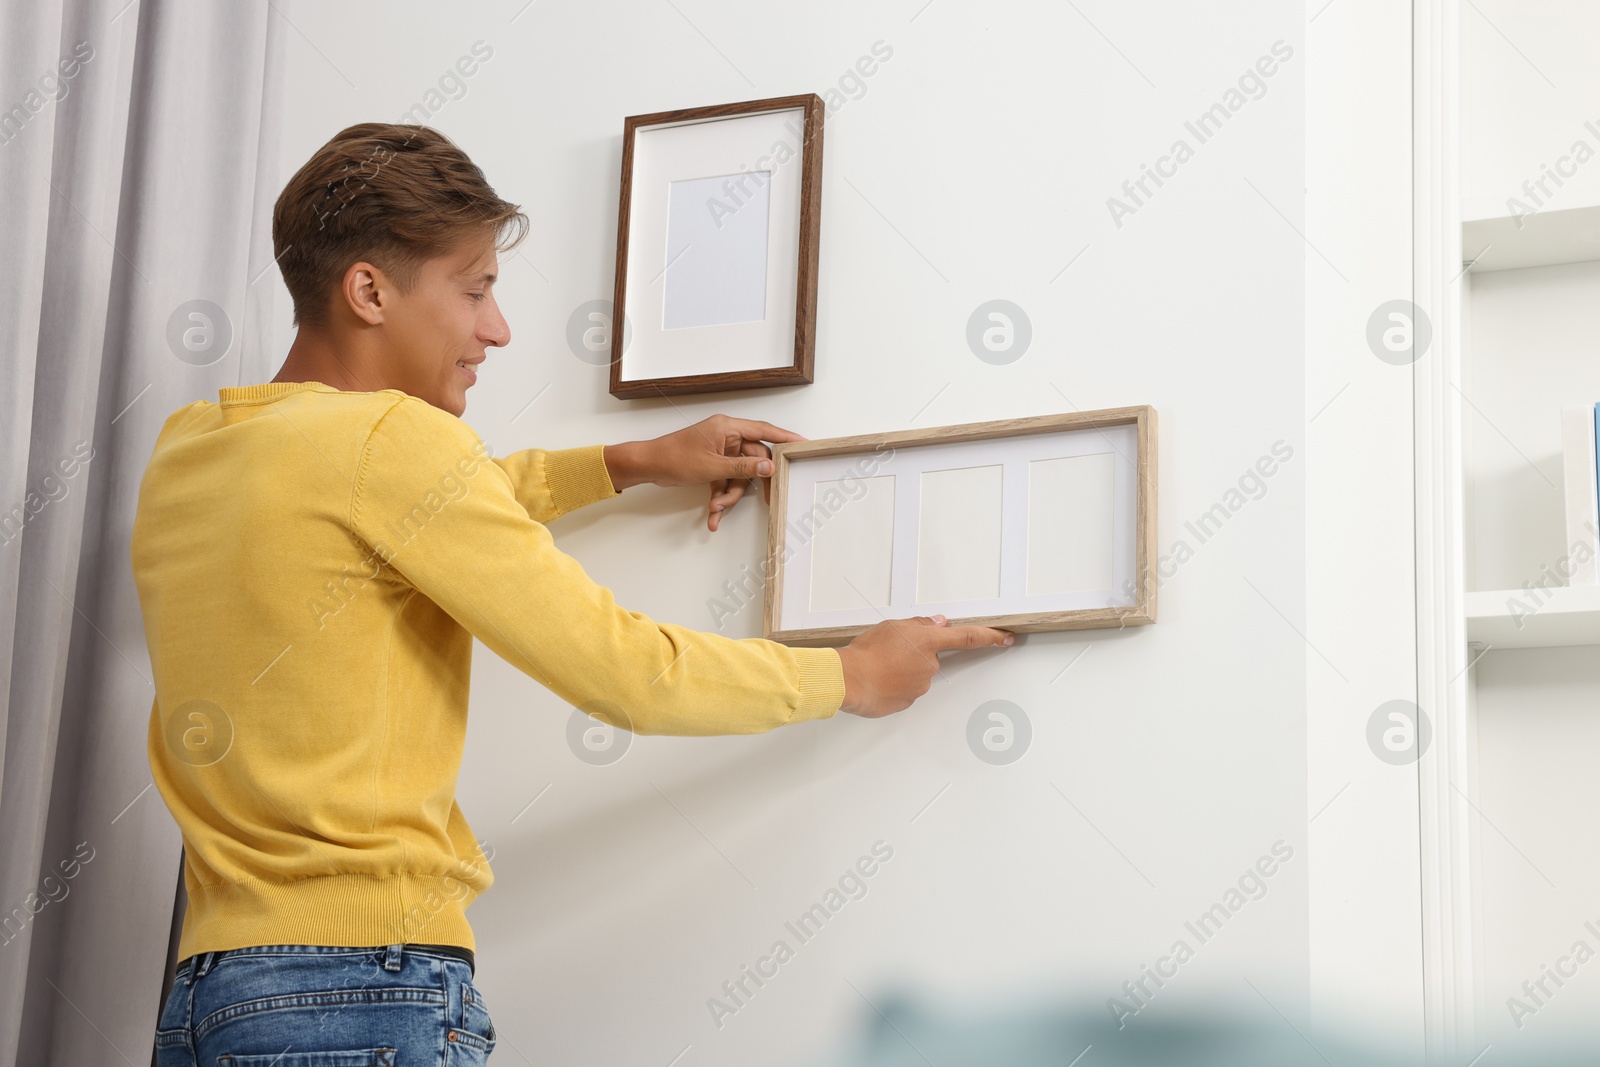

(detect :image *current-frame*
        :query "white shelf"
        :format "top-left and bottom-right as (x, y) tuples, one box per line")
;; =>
(1466, 584), (1600, 649)
(1462, 203), (1600, 273)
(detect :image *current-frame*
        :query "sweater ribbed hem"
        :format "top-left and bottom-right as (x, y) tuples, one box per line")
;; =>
(791, 647), (846, 722)
(177, 872), (480, 960)
(545, 443), (620, 515)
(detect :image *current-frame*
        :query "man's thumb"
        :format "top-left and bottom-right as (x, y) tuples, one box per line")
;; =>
(727, 455), (774, 479)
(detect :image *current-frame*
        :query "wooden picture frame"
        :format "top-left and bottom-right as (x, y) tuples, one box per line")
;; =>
(763, 407), (1158, 646)
(609, 94), (825, 400)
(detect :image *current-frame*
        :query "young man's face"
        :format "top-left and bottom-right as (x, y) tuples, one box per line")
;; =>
(376, 236), (509, 417)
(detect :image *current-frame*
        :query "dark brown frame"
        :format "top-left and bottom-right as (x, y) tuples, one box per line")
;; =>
(763, 407), (1160, 647)
(609, 94), (825, 400)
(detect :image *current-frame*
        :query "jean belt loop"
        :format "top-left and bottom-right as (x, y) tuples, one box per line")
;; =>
(194, 951), (216, 981)
(383, 943), (404, 972)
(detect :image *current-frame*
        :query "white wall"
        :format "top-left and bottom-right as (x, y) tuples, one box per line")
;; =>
(263, 2), (1427, 1062)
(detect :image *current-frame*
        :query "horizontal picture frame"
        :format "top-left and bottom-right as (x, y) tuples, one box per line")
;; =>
(610, 93), (825, 400)
(762, 407), (1159, 646)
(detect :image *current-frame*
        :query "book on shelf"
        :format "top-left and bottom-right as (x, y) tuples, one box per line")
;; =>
(1560, 403), (1600, 585)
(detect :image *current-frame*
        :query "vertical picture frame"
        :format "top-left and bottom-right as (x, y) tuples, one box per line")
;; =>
(610, 94), (824, 400)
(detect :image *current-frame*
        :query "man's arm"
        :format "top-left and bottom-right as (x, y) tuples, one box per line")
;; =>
(354, 397), (845, 734)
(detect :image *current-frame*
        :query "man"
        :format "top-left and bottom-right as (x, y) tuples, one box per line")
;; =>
(136, 122), (1013, 1063)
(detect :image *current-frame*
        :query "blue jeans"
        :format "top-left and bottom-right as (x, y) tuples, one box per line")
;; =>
(154, 943), (497, 1065)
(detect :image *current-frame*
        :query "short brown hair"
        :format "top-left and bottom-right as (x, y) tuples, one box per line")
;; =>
(272, 122), (528, 328)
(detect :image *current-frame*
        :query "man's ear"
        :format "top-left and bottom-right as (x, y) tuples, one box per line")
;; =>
(341, 261), (385, 326)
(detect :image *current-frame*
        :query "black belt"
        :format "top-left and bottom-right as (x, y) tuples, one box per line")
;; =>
(176, 942), (475, 978)
(410, 941), (476, 975)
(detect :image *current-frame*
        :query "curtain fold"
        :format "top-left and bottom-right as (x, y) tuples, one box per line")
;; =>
(0, 2), (282, 1063)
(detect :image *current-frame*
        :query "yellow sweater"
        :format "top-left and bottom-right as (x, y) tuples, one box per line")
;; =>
(131, 381), (844, 960)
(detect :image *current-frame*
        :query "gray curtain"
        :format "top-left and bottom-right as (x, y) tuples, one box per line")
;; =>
(0, 1), (283, 1062)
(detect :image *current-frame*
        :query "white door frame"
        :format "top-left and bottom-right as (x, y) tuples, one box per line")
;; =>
(1412, 0), (1479, 1061)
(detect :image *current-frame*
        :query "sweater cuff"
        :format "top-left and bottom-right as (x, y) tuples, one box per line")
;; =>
(545, 444), (620, 516)
(791, 646), (846, 722)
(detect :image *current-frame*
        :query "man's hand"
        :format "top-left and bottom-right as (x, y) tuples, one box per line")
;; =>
(836, 615), (1016, 717)
(603, 414), (807, 532)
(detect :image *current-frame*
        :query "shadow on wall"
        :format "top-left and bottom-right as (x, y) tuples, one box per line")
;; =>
(793, 997), (1592, 1067)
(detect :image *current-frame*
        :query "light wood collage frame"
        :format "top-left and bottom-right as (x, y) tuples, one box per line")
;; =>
(763, 406), (1159, 646)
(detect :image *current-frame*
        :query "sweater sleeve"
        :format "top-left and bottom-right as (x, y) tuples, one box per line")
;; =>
(490, 443), (619, 524)
(350, 397), (845, 734)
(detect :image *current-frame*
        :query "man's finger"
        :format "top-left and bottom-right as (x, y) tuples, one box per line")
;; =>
(713, 478), (751, 510)
(725, 454), (774, 480)
(924, 625), (1014, 651)
(724, 417), (807, 445)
